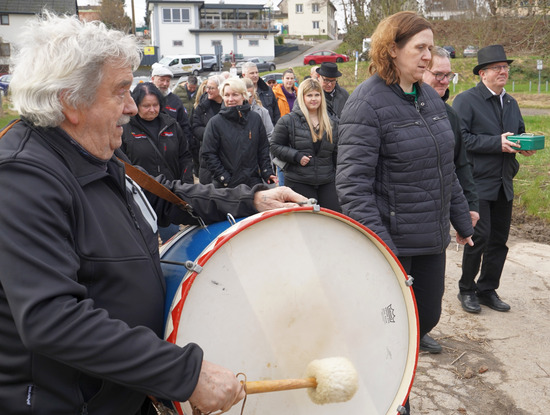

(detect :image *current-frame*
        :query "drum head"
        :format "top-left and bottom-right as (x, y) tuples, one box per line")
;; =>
(165, 208), (418, 414)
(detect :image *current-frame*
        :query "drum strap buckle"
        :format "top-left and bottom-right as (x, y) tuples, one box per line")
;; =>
(149, 396), (178, 415)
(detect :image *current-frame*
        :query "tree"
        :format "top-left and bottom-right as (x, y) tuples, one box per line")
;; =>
(100, 0), (132, 33)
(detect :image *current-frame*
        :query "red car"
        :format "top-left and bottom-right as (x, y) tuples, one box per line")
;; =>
(303, 50), (349, 65)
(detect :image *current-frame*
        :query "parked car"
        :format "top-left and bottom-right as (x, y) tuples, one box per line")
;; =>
(303, 50), (349, 65)
(155, 55), (202, 76)
(236, 57), (276, 74)
(261, 72), (299, 86)
(442, 45), (456, 59)
(0, 74), (12, 96)
(463, 45), (479, 58)
(201, 55), (219, 72)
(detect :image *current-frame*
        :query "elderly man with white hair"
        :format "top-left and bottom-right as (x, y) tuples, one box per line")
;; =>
(241, 61), (280, 124)
(0, 12), (307, 415)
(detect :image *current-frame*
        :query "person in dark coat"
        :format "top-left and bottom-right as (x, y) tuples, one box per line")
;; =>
(315, 62), (349, 119)
(453, 44), (536, 314)
(336, 12), (474, 414)
(192, 74), (224, 184)
(241, 61), (281, 124)
(271, 78), (340, 211)
(0, 13), (308, 415)
(201, 78), (276, 188)
(420, 45), (480, 354)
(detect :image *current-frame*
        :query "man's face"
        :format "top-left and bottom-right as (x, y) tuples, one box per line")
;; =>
(479, 61), (509, 94)
(423, 56), (452, 98)
(266, 79), (277, 89)
(152, 75), (172, 95)
(244, 65), (259, 85)
(61, 62), (137, 159)
(319, 76), (337, 93)
(187, 83), (197, 93)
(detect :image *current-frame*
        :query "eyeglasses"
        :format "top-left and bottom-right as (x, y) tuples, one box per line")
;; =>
(321, 77), (337, 85)
(427, 70), (456, 82)
(484, 65), (510, 73)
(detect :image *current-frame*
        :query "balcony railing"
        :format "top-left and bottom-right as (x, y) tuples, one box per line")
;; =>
(199, 19), (271, 30)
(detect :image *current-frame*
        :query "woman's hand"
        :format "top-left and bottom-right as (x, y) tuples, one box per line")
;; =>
(300, 155), (312, 166)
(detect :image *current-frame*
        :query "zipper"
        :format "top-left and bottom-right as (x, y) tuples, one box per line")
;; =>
(81, 403), (88, 415)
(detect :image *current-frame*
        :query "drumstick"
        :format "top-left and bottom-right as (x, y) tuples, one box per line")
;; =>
(243, 357), (358, 404)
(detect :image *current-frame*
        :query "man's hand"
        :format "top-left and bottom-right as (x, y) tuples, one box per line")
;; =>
(470, 211), (480, 228)
(253, 186), (309, 211)
(501, 132), (521, 153)
(519, 150), (537, 157)
(188, 360), (245, 414)
(456, 233), (474, 247)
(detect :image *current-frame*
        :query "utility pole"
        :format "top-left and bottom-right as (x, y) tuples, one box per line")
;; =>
(131, 0), (136, 35)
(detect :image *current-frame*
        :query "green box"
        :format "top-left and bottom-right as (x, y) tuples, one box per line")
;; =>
(508, 134), (545, 150)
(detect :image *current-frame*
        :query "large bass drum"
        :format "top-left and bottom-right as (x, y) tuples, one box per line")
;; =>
(161, 207), (418, 415)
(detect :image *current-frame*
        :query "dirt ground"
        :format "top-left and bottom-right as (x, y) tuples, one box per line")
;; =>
(409, 218), (550, 414)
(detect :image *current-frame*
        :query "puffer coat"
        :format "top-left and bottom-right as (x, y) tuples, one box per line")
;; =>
(270, 104), (338, 186)
(336, 74), (473, 256)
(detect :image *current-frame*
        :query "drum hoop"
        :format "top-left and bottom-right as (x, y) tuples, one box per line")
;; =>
(165, 206), (419, 414)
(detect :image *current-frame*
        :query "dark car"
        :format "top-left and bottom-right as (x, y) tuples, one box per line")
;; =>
(0, 74), (12, 96)
(201, 55), (219, 72)
(303, 50), (349, 65)
(442, 45), (456, 59)
(236, 57), (276, 75)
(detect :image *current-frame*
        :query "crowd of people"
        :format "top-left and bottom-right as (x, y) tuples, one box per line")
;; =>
(0, 9), (535, 415)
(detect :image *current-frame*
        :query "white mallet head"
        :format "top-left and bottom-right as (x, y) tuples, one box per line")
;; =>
(304, 357), (358, 404)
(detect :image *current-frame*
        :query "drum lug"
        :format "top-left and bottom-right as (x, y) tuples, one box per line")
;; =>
(185, 260), (203, 274)
(396, 405), (407, 414)
(405, 275), (414, 287)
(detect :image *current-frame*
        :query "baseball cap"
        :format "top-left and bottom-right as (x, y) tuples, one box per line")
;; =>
(151, 64), (173, 78)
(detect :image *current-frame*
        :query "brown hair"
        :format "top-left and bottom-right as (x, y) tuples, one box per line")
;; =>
(369, 11), (433, 85)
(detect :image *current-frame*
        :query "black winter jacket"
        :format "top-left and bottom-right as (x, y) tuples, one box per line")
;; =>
(201, 103), (274, 188)
(165, 92), (195, 155)
(336, 75), (473, 256)
(452, 81), (525, 201)
(192, 94), (222, 146)
(0, 119), (260, 415)
(324, 83), (350, 119)
(121, 111), (193, 183)
(271, 104), (338, 186)
(257, 77), (280, 124)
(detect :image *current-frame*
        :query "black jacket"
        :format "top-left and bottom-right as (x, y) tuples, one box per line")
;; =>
(201, 103), (274, 188)
(164, 92), (195, 155)
(271, 104), (338, 186)
(336, 74), (473, 256)
(324, 83), (350, 119)
(0, 119), (261, 414)
(121, 111), (193, 183)
(256, 77), (280, 124)
(452, 81), (525, 201)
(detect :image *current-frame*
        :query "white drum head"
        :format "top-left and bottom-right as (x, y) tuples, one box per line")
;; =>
(165, 208), (418, 415)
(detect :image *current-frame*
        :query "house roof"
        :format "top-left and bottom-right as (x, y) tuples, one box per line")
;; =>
(0, 0), (77, 15)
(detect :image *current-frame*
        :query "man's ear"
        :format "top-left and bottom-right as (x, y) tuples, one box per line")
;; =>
(60, 92), (80, 125)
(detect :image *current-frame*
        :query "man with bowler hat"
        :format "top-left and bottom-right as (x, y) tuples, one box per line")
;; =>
(453, 45), (536, 314)
(316, 62), (349, 119)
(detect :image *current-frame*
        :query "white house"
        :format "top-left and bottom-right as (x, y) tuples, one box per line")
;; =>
(0, 0), (77, 71)
(275, 0), (337, 39)
(147, 0), (278, 61)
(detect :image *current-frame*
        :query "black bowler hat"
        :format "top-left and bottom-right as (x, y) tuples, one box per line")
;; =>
(316, 62), (342, 78)
(473, 44), (514, 75)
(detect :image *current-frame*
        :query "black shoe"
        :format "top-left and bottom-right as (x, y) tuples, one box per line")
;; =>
(457, 293), (481, 313)
(419, 334), (442, 354)
(477, 292), (511, 312)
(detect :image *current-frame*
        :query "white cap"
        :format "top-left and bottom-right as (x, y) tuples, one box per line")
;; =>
(151, 64), (173, 78)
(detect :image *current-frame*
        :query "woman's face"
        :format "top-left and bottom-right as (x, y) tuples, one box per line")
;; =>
(223, 86), (245, 107)
(391, 28), (434, 88)
(206, 81), (220, 100)
(283, 73), (295, 91)
(137, 93), (160, 121)
(303, 89), (321, 112)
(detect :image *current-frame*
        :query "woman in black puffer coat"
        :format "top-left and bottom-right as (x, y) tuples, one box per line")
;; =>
(201, 78), (276, 188)
(270, 78), (340, 211)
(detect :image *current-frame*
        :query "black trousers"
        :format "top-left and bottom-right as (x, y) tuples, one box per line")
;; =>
(459, 187), (513, 295)
(283, 178), (341, 212)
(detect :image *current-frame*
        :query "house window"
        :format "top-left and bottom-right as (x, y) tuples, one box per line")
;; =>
(1, 14), (9, 25)
(0, 43), (10, 56)
(212, 40), (222, 46)
(313, 21), (319, 29)
(173, 40), (183, 47)
(312, 3), (320, 13)
(249, 40), (259, 47)
(162, 8), (190, 23)
(296, 4), (303, 13)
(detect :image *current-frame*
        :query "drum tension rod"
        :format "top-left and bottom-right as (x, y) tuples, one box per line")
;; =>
(405, 275), (414, 287)
(160, 259), (203, 274)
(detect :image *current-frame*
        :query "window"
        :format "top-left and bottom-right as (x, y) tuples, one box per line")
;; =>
(162, 8), (190, 23)
(212, 40), (222, 46)
(173, 40), (183, 47)
(313, 21), (319, 29)
(1, 14), (8, 25)
(296, 4), (303, 13)
(249, 40), (259, 47)
(0, 43), (10, 56)
(312, 3), (320, 13)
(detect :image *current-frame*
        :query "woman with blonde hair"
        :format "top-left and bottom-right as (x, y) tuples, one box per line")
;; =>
(270, 78), (339, 211)
(201, 78), (276, 188)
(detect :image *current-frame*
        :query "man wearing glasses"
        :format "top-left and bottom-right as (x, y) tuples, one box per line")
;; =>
(453, 45), (536, 315)
(420, 46), (480, 353)
(315, 62), (349, 119)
